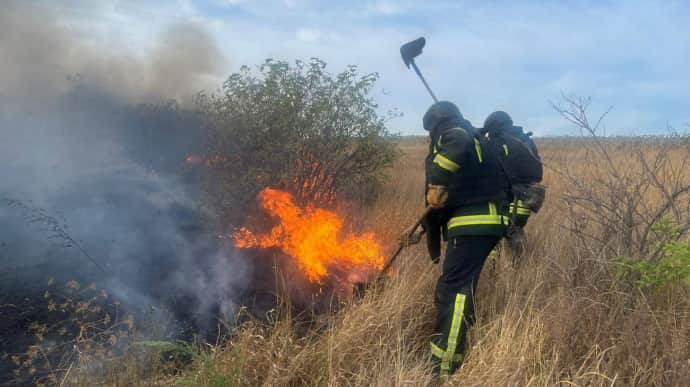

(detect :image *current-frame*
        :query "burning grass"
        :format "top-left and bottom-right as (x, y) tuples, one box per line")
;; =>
(233, 188), (384, 286)
(33, 138), (690, 386)
(168, 138), (690, 386)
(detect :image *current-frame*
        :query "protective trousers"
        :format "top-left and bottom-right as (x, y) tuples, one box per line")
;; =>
(430, 235), (501, 377)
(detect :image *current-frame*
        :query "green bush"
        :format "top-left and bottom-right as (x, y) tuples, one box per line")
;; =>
(618, 219), (690, 289)
(196, 58), (398, 226)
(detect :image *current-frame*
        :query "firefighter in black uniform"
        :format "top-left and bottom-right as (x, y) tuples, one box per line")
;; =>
(422, 101), (510, 379)
(482, 111), (544, 258)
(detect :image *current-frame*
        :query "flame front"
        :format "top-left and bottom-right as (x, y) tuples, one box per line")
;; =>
(233, 188), (384, 284)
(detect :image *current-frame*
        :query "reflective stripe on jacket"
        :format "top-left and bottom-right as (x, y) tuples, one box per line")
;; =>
(447, 202), (508, 237)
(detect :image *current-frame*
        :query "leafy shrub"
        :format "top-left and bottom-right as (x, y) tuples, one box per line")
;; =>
(620, 242), (690, 289)
(196, 58), (398, 226)
(618, 219), (690, 289)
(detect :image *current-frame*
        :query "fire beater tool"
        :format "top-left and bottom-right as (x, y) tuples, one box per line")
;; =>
(400, 37), (438, 103)
(352, 37), (438, 295)
(353, 207), (432, 296)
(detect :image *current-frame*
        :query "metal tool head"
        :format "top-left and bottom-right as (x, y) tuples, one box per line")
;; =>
(400, 37), (426, 68)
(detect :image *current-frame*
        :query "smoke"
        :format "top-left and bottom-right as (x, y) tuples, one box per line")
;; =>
(0, 0), (247, 347)
(0, 1), (223, 109)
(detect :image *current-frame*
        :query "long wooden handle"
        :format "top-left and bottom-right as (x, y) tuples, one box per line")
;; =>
(377, 207), (433, 278)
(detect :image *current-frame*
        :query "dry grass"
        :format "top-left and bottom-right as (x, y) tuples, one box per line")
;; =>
(73, 138), (690, 386)
(176, 139), (689, 387)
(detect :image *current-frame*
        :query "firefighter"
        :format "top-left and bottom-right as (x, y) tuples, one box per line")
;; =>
(482, 111), (544, 258)
(422, 101), (510, 379)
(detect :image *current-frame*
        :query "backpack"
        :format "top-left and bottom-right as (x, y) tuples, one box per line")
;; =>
(481, 127), (545, 213)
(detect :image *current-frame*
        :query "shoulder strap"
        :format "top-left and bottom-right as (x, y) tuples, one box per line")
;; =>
(502, 132), (542, 164)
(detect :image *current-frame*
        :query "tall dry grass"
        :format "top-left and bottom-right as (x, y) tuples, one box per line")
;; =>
(169, 138), (690, 386)
(63, 137), (689, 386)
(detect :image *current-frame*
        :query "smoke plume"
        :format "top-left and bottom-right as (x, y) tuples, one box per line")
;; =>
(0, 1), (224, 108)
(0, 0), (247, 363)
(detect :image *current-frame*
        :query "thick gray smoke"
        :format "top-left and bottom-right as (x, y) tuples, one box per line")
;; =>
(0, 1), (223, 108)
(0, 0), (248, 351)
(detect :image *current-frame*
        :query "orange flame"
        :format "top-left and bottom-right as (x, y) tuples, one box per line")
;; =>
(233, 188), (384, 284)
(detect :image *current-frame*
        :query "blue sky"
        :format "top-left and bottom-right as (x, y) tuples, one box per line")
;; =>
(41, 0), (690, 135)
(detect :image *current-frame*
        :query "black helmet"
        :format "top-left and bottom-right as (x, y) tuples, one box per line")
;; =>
(483, 111), (513, 134)
(423, 101), (464, 131)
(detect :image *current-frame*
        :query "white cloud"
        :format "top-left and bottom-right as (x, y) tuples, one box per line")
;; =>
(296, 27), (321, 43)
(35, 0), (690, 135)
(366, 1), (407, 16)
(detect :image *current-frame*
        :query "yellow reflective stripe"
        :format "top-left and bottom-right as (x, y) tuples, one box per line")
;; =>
(509, 202), (529, 209)
(447, 215), (508, 229)
(488, 202), (497, 216)
(473, 138), (483, 163)
(503, 144), (509, 156)
(433, 157), (457, 172)
(509, 200), (531, 215)
(433, 154), (460, 173)
(434, 135), (442, 154)
(441, 293), (466, 371)
(430, 342), (463, 362)
(430, 342), (444, 359)
(509, 205), (531, 215)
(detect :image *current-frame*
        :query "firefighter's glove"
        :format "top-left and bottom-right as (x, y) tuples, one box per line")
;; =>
(426, 185), (448, 209)
(399, 229), (423, 247)
(399, 220), (424, 247)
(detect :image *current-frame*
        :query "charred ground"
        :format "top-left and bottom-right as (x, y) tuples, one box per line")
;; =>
(1, 7), (397, 381)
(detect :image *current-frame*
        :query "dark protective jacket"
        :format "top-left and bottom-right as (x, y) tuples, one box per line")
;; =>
(424, 102), (509, 240)
(494, 125), (542, 184)
(483, 114), (542, 228)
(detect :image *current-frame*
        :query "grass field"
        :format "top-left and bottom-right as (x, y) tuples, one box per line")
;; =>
(67, 138), (690, 386)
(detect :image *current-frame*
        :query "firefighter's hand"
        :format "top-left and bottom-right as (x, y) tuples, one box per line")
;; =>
(426, 185), (448, 209)
(399, 229), (423, 247)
